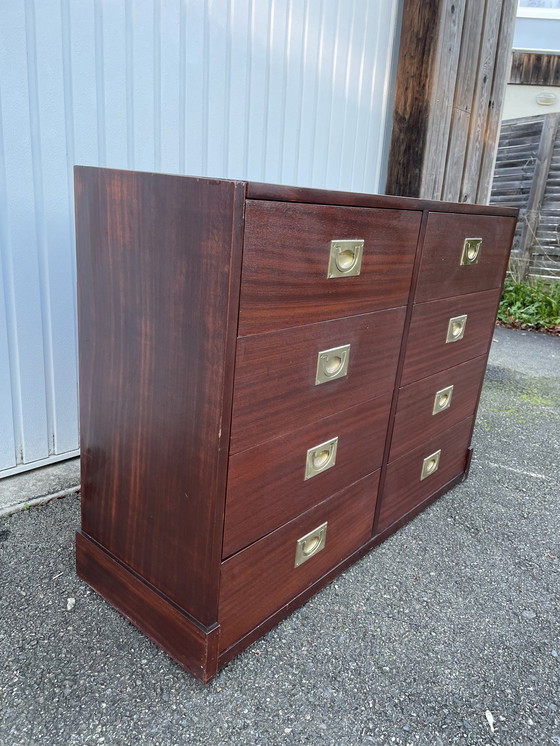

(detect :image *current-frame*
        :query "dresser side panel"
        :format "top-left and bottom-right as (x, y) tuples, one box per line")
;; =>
(75, 167), (244, 625)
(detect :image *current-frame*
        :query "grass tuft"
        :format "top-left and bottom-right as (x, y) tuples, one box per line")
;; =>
(498, 280), (560, 333)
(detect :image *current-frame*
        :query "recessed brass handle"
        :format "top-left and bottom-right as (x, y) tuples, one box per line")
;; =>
(460, 238), (482, 265)
(420, 449), (441, 480)
(304, 436), (338, 480)
(432, 384), (454, 415)
(327, 240), (364, 278)
(315, 344), (351, 385)
(446, 314), (468, 343)
(295, 521), (328, 567)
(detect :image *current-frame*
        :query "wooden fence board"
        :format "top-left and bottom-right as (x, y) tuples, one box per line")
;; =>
(510, 52), (560, 87)
(386, 0), (517, 204)
(491, 114), (560, 279)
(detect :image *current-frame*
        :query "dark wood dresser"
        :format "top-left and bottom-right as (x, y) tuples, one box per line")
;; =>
(74, 168), (517, 682)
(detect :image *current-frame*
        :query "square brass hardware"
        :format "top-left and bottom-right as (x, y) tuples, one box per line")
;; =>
(304, 436), (338, 480)
(446, 314), (467, 343)
(315, 344), (351, 385)
(327, 240), (364, 278)
(460, 237), (482, 265)
(420, 449), (441, 481)
(294, 522), (328, 567)
(432, 384), (454, 415)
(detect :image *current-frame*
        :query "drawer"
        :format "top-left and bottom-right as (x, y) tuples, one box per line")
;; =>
(219, 472), (379, 652)
(376, 416), (473, 533)
(415, 212), (515, 303)
(401, 288), (501, 386)
(224, 397), (391, 557)
(389, 355), (487, 462)
(231, 307), (406, 454)
(238, 200), (420, 335)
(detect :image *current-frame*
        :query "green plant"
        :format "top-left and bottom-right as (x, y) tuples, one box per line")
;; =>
(498, 279), (560, 328)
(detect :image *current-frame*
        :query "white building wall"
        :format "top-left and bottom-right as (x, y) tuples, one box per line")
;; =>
(0, 0), (402, 477)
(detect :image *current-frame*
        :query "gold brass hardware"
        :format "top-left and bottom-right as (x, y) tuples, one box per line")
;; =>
(327, 240), (364, 278)
(304, 436), (338, 480)
(432, 384), (454, 415)
(460, 238), (482, 265)
(420, 449), (441, 481)
(446, 314), (467, 343)
(295, 521), (328, 567)
(315, 344), (351, 385)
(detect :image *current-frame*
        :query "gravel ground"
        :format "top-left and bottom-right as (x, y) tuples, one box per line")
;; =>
(1, 327), (558, 746)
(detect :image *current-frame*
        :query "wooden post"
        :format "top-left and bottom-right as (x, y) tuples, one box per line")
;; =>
(475, 0), (519, 204)
(517, 113), (560, 281)
(384, 0), (443, 198)
(386, 0), (517, 204)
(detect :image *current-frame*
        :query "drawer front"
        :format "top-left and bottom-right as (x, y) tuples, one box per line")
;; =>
(238, 200), (420, 335)
(219, 472), (379, 652)
(401, 288), (501, 386)
(231, 307), (405, 454)
(415, 212), (514, 303)
(224, 397), (391, 557)
(376, 417), (473, 533)
(389, 355), (487, 462)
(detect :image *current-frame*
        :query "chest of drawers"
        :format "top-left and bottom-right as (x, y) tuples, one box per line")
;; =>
(74, 168), (517, 682)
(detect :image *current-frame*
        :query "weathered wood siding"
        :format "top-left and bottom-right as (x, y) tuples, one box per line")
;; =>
(490, 115), (560, 280)
(535, 118), (560, 278)
(386, 0), (518, 205)
(510, 52), (560, 87)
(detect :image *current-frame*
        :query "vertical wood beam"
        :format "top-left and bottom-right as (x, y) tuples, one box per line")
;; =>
(386, 0), (517, 204)
(517, 113), (560, 280)
(476, 0), (518, 204)
(441, 0), (485, 202)
(420, 1), (466, 199)
(384, 0), (442, 198)
(459, 1), (504, 203)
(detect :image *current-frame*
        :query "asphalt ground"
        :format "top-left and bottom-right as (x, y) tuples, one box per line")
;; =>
(1, 326), (558, 746)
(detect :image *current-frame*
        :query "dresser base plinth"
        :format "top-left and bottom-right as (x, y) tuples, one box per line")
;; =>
(76, 531), (219, 684)
(77, 453), (472, 682)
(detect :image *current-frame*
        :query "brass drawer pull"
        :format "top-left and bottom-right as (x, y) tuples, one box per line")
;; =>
(446, 314), (467, 343)
(295, 521), (328, 567)
(432, 384), (454, 415)
(304, 436), (338, 480)
(420, 449), (441, 480)
(460, 237), (482, 265)
(327, 240), (364, 278)
(315, 344), (351, 384)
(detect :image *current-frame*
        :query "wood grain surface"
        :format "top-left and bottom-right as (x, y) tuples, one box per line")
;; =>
(510, 51), (560, 88)
(238, 200), (420, 334)
(385, 0), (442, 198)
(401, 288), (502, 386)
(230, 308), (406, 454)
(415, 212), (516, 302)
(74, 167), (516, 682)
(390, 355), (487, 462)
(457, 0), (504, 205)
(219, 472), (380, 652)
(247, 180), (517, 216)
(76, 531), (219, 683)
(224, 397), (391, 557)
(376, 416), (473, 532)
(75, 167), (245, 625)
